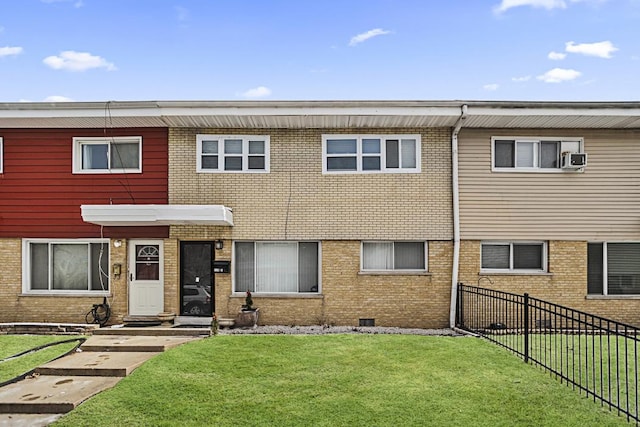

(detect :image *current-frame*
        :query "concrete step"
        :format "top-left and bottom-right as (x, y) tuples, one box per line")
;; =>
(80, 334), (198, 352)
(0, 375), (120, 414)
(35, 351), (158, 377)
(93, 326), (211, 337)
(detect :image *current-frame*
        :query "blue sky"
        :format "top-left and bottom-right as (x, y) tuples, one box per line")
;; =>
(0, 0), (638, 102)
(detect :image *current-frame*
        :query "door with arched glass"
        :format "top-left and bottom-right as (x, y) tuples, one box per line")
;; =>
(128, 240), (164, 316)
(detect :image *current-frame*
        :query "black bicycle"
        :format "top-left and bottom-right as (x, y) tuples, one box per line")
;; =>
(85, 297), (111, 327)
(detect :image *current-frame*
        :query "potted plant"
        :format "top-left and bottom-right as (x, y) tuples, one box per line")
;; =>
(242, 290), (255, 311)
(236, 290), (260, 327)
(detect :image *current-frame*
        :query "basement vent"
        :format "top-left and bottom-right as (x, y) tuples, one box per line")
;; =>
(536, 319), (552, 329)
(359, 318), (375, 327)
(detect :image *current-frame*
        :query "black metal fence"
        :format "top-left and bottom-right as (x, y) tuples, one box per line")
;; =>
(455, 284), (640, 424)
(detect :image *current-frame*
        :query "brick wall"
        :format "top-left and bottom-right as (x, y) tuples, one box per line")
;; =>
(458, 240), (640, 327)
(168, 127), (453, 240)
(0, 238), (128, 325)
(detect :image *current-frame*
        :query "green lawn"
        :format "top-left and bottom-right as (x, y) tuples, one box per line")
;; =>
(0, 335), (83, 384)
(51, 334), (631, 426)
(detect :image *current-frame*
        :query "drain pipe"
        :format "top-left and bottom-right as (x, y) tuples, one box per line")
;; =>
(449, 104), (468, 328)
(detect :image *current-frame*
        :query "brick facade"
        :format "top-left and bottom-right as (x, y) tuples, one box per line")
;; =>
(458, 240), (640, 327)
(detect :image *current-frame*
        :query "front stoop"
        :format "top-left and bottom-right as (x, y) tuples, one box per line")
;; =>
(94, 326), (211, 337)
(0, 329), (206, 421)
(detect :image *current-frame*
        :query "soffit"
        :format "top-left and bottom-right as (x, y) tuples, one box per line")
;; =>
(0, 101), (639, 129)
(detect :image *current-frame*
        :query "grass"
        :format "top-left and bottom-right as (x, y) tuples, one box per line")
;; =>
(0, 335), (83, 384)
(486, 331), (640, 417)
(53, 334), (630, 427)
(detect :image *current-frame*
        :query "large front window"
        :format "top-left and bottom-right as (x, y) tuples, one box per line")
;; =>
(492, 137), (582, 171)
(197, 135), (270, 173)
(588, 243), (640, 295)
(73, 137), (142, 173)
(322, 134), (420, 173)
(234, 242), (319, 293)
(362, 241), (426, 271)
(481, 242), (546, 272)
(23, 240), (109, 293)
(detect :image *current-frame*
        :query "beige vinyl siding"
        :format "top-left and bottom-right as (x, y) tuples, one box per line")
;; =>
(169, 127), (452, 240)
(459, 128), (640, 240)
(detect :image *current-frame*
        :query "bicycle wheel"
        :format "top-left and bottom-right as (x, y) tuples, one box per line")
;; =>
(93, 304), (111, 326)
(85, 309), (95, 324)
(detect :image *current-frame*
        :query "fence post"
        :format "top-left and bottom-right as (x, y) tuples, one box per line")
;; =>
(523, 293), (529, 363)
(456, 284), (464, 328)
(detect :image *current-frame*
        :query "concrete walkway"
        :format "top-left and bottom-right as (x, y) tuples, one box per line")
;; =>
(0, 326), (210, 427)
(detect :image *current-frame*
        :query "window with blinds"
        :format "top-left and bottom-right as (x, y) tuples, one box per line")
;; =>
(234, 242), (319, 293)
(362, 241), (426, 271)
(588, 242), (640, 295)
(481, 242), (546, 272)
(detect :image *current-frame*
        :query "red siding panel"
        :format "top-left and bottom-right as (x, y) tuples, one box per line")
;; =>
(0, 128), (168, 238)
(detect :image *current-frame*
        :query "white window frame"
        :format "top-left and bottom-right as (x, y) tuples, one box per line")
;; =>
(232, 241), (321, 294)
(480, 241), (547, 273)
(72, 136), (142, 174)
(196, 135), (270, 173)
(322, 134), (421, 174)
(361, 241), (428, 272)
(588, 242), (640, 296)
(0, 136), (3, 173)
(491, 137), (583, 172)
(22, 238), (110, 295)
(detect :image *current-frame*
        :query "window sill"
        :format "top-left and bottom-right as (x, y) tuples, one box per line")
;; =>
(20, 292), (111, 297)
(230, 293), (322, 299)
(359, 270), (430, 276)
(586, 295), (640, 300)
(479, 272), (553, 277)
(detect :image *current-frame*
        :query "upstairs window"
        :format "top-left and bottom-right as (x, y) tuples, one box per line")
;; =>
(362, 241), (426, 271)
(197, 135), (270, 173)
(492, 137), (582, 171)
(588, 243), (640, 296)
(73, 137), (142, 174)
(322, 134), (420, 173)
(481, 242), (547, 272)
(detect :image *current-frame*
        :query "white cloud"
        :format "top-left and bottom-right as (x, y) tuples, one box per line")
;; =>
(483, 83), (500, 91)
(494, 0), (603, 13)
(41, 0), (83, 7)
(494, 0), (567, 13)
(0, 46), (23, 57)
(565, 40), (618, 58)
(43, 51), (117, 72)
(240, 86), (272, 98)
(548, 51), (566, 60)
(349, 28), (391, 46)
(512, 75), (531, 82)
(537, 67), (582, 83)
(44, 95), (74, 102)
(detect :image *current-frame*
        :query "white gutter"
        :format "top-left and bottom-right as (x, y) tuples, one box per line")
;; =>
(449, 104), (468, 328)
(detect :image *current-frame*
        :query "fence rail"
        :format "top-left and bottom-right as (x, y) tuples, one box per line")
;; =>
(455, 284), (640, 424)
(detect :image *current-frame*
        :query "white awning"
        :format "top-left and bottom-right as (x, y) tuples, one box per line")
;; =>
(81, 204), (233, 226)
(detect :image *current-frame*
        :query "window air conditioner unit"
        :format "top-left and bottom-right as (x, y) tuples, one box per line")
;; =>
(561, 152), (587, 169)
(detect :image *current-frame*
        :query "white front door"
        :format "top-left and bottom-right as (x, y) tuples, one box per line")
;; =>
(129, 240), (164, 316)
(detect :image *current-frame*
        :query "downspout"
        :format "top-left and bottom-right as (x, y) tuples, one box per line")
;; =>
(449, 104), (468, 328)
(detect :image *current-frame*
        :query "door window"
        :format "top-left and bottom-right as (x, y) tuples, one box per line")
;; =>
(135, 245), (160, 280)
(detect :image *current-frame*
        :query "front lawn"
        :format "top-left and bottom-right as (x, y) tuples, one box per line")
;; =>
(54, 334), (628, 426)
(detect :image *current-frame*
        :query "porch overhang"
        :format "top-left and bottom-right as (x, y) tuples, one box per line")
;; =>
(81, 204), (234, 226)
